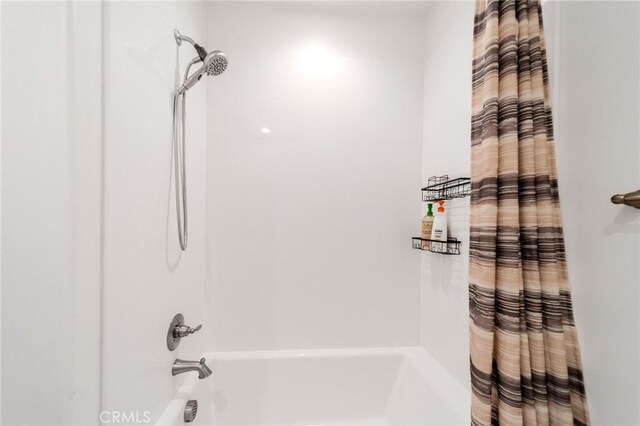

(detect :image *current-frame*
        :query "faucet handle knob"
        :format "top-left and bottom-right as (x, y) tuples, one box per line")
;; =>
(167, 314), (204, 351)
(200, 357), (206, 365)
(174, 323), (202, 338)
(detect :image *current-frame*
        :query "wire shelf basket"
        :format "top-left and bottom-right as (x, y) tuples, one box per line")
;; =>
(421, 176), (471, 202)
(411, 237), (461, 255)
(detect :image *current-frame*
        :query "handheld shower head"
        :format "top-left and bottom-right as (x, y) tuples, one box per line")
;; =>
(205, 50), (228, 76)
(177, 50), (228, 95)
(173, 29), (228, 251)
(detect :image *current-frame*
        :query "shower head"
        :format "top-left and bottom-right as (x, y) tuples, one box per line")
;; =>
(177, 50), (227, 95)
(204, 50), (228, 76)
(174, 29), (227, 95)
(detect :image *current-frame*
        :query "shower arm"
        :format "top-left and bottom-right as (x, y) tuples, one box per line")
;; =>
(175, 31), (197, 47)
(175, 29), (208, 61)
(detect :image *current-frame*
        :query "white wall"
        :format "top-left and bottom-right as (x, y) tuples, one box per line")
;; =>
(545, 2), (640, 424)
(420, 0), (474, 388)
(101, 2), (211, 423)
(205, 2), (426, 351)
(1, 2), (102, 424)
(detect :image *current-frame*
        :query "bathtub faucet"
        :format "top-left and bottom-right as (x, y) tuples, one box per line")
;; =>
(172, 358), (212, 379)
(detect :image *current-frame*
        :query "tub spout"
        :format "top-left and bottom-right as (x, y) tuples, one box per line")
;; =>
(172, 358), (212, 379)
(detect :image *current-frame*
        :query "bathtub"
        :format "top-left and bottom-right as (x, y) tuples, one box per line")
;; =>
(157, 347), (469, 425)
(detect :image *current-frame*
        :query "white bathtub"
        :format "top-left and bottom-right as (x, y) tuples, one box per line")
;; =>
(157, 347), (469, 425)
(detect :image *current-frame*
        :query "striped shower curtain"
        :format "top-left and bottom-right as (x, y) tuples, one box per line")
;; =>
(469, 1), (590, 425)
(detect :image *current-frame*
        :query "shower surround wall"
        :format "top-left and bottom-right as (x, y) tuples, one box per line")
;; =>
(101, 2), (210, 424)
(2, 2), (102, 425)
(205, 2), (426, 351)
(3, 2), (427, 424)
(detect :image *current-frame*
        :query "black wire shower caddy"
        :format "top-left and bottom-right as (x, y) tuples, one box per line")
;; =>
(412, 175), (470, 256)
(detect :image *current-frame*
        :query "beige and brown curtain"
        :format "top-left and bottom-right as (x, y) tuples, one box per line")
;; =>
(469, 1), (589, 425)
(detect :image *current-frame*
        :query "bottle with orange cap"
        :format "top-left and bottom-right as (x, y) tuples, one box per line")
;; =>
(430, 200), (448, 252)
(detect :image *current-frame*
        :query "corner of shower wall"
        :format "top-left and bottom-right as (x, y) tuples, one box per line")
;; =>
(419, 0), (475, 389)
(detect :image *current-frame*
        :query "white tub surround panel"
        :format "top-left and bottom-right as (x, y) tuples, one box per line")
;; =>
(101, 2), (210, 423)
(205, 2), (427, 351)
(1, 2), (102, 424)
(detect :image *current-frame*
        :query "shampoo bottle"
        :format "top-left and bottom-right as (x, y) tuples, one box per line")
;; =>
(430, 200), (448, 252)
(421, 203), (434, 249)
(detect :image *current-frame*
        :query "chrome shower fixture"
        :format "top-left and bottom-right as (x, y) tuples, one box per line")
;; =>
(184, 400), (198, 423)
(174, 29), (228, 95)
(174, 29), (208, 59)
(173, 29), (228, 251)
(177, 50), (228, 95)
(172, 358), (212, 379)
